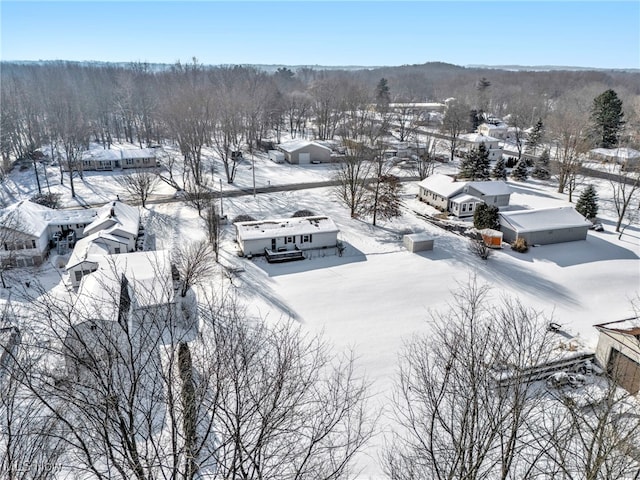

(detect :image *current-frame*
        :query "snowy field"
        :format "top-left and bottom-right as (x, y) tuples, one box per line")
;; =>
(2, 145), (639, 478)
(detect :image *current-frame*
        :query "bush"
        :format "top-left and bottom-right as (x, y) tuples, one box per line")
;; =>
(511, 238), (529, 253)
(30, 192), (62, 209)
(292, 210), (316, 218)
(505, 156), (518, 168)
(232, 214), (256, 223)
(469, 236), (492, 260)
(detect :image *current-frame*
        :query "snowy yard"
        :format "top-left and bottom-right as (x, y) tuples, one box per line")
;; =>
(1, 147), (639, 478)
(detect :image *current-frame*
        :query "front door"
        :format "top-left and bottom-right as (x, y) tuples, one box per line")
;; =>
(271, 238), (276, 250)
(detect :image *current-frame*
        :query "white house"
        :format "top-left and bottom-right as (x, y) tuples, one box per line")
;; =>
(66, 232), (130, 287)
(457, 133), (503, 161)
(235, 216), (339, 258)
(594, 317), (640, 396)
(499, 207), (591, 245)
(81, 148), (159, 171)
(590, 147), (640, 168)
(65, 250), (197, 380)
(83, 201), (140, 252)
(477, 122), (508, 140)
(277, 140), (332, 164)
(418, 174), (511, 218)
(0, 201), (56, 266)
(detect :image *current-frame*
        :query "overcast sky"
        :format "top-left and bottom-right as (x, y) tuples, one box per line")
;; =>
(2, 1), (639, 69)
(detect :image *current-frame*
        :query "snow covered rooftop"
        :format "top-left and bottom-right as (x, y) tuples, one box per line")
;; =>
(0, 201), (53, 237)
(277, 139), (331, 153)
(235, 216), (339, 241)
(66, 231), (128, 270)
(459, 133), (501, 143)
(595, 317), (640, 336)
(591, 147), (640, 159)
(451, 193), (481, 203)
(84, 201), (139, 238)
(467, 180), (512, 196)
(500, 207), (592, 233)
(82, 148), (156, 161)
(417, 173), (467, 198)
(75, 250), (174, 322)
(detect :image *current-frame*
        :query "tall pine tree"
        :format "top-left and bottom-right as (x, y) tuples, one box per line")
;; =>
(511, 159), (529, 181)
(492, 157), (507, 180)
(576, 184), (599, 220)
(526, 118), (544, 154)
(375, 78), (391, 112)
(591, 89), (625, 148)
(531, 149), (551, 180)
(460, 143), (490, 180)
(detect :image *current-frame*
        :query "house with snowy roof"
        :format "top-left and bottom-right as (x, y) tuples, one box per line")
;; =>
(80, 147), (159, 171)
(457, 133), (503, 161)
(499, 206), (591, 245)
(477, 122), (508, 140)
(83, 201), (140, 252)
(417, 173), (511, 218)
(590, 147), (640, 168)
(594, 317), (640, 396)
(235, 215), (339, 260)
(64, 250), (197, 380)
(276, 139), (332, 164)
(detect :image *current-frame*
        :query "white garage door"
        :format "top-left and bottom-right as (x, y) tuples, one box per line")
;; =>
(298, 152), (311, 164)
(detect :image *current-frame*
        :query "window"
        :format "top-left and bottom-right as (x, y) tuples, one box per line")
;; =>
(302, 234), (312, 243)
(462, 204), (467, 212)
(31, 240), (36, 249)
(75, 271), (82, 282)
(126, 159), (134, 165)
(285, 236), (294, 244)
(114, 247), (121, 254)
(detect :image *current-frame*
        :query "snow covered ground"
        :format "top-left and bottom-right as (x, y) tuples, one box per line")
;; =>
(2, 144), (639, 478)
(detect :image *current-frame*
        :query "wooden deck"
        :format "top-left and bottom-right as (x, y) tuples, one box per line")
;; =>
(264, 248), (305, 263)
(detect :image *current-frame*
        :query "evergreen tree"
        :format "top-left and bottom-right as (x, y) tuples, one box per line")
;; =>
(492, 157), (507, 180)
(473, 203), (500, 230)
(575, 184), (599, 220)
(591, 89), (625, 148)
(531, 149), (551, 180)
(470, 109), (483, 132)
(460, 143), (490, 180)
(375, 78), (391, 112)
(511, 159), (529, 181)
(526, 118), (544, 154)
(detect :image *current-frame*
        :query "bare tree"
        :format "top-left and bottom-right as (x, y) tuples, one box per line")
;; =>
(203, 201), (221, 262)
(385, 278), (556, 480)
(334, 145), (372, 218)
(547, 96), (591, 194)
(116, 169), (159, 208)
(607, 162), (640, 234)
(441, 100), (471, 162)
(174, 240), (216, 297)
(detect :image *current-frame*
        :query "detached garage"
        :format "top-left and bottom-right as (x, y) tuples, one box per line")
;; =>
(499, 207), (591, 245)
(277, 140), (332, 164)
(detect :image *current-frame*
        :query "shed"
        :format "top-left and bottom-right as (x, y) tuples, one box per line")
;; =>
(403, 233), (434, 253)
(479, 229), (503, 248)
(499, 207), (591, 245)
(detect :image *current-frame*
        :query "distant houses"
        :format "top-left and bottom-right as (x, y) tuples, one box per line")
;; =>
(80, 148), (160, 171)
(457, 133), (503, 161)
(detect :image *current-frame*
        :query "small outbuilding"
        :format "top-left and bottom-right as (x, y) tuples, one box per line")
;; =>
(479, 229), (503, 248)
(499, 207), (591, 245)
(277, 140), (332, 164)
(403, 233), (434, 253)
(594, 317), (640, 396)
(268, 150), (285, 163)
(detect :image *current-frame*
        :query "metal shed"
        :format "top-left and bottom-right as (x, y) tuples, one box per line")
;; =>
(499, 207), (591, 245)
(403, 233), (435, 253)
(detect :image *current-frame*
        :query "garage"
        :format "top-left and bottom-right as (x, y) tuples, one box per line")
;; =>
(594, 318), (640, 396)
(499, 206), (591, 245)
(608, 349), (640, 395)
